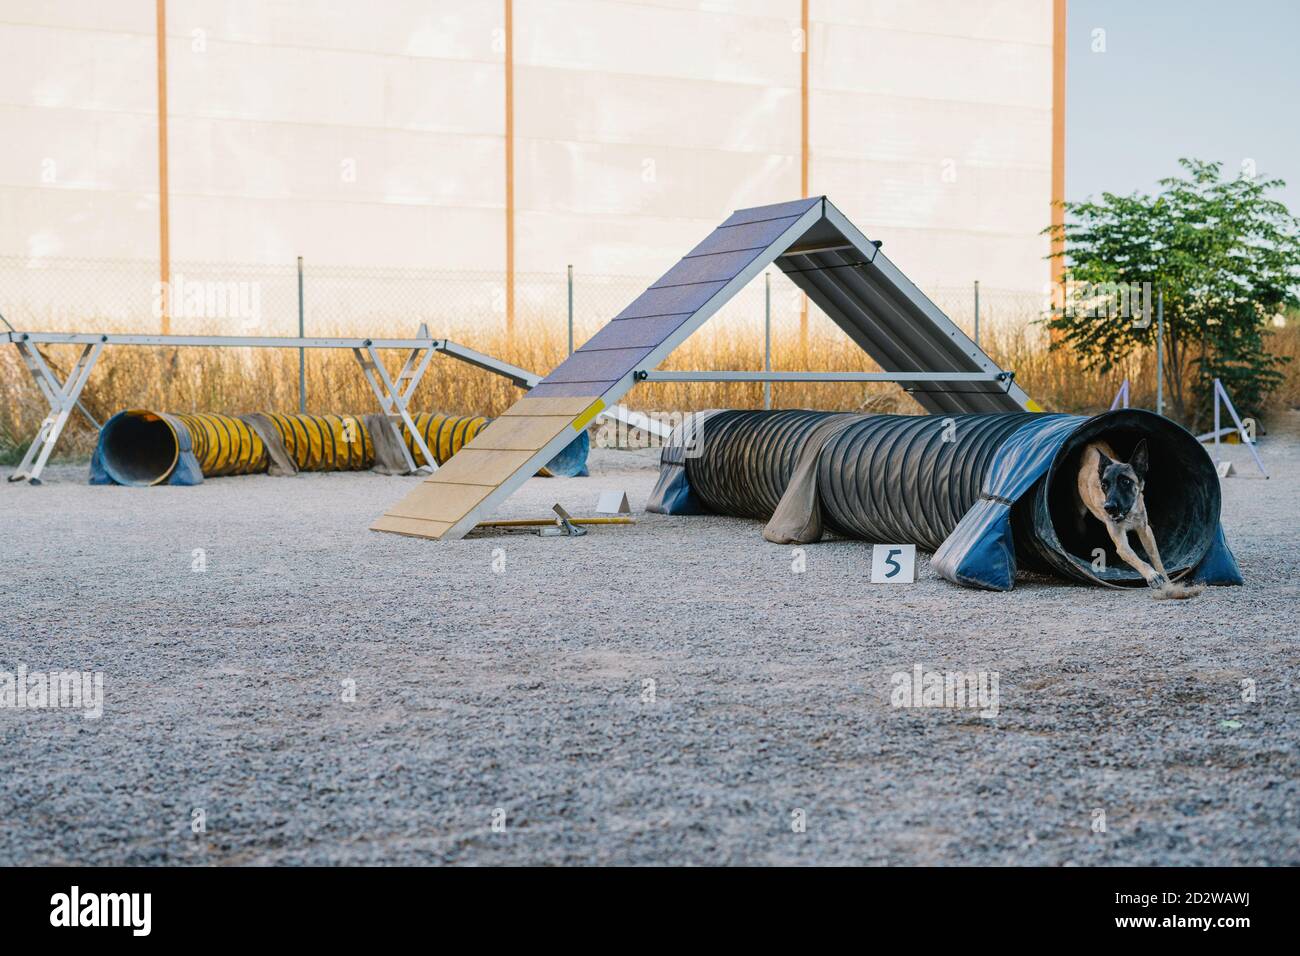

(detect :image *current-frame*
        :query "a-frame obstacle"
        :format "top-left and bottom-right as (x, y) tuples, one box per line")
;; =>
(371, 196), (1042, 541)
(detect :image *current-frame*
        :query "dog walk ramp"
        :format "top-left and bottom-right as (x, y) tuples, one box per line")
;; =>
(372, 196), (1040, 541)
(370, 396), (603, 538)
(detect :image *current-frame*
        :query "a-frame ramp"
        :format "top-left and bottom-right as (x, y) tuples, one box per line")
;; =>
(372, 196), (1040, 541)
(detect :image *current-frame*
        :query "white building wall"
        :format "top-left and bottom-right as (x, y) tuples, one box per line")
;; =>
(812, 0), (1054, 292)
(0, 1), (158, 261)
(0, 0), (1054, 328)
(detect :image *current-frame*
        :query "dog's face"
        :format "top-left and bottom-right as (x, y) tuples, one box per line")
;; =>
(1097, 440), (1149, 522)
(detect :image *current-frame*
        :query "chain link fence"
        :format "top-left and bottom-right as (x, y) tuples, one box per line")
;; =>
(12, 255), (1294, 458)
(0, 254), (1045, 344)
(0, 255), (1053, 460)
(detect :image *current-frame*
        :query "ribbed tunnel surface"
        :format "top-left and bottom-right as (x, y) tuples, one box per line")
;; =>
(681, 410), (831, 519)
(98, 411), (268, 485)
(685, 411), (1041, 550)
(817, 413), (1040, 550)
(95, 409), (588, 486)
(670, 409), (1234, 589)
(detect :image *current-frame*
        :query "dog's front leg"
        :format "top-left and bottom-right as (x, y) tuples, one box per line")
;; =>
(1105, 523), (1166, 588)
(1136, 524), (1169, 580)
(1136, 524), (1205, 599)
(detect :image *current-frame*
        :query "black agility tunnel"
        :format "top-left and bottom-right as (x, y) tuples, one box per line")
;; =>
(647, 409), (1242, 590)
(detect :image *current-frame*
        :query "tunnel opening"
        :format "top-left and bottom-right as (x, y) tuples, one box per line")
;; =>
(541, 430), (591, 477)
(98, 410), (180, 486)
(1036, 409), (1220, 586)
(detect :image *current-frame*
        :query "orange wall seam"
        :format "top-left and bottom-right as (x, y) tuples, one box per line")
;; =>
(155, 0), (171, 334)
(1051, 0), (1067, 292)
(504, 0), (516, 338)
(799, 0), (810, 349)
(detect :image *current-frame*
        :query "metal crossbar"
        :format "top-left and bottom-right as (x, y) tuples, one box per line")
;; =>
(635, 370), (1009, 383)
(5, 332), (461, 349)
(3, 330), (670, 483)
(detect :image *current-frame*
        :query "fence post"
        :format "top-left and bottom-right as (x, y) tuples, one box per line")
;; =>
(567, 264), (574, 356)
(1155, 289), (1164, 417)
(973, 279), (980, 347)
(297, 255), (306, 413)
(764, 272), (772, 410)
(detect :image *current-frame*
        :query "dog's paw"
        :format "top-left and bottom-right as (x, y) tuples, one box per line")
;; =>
(1151, 581), (1205, 601)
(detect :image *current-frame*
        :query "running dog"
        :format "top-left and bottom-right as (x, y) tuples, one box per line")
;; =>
(1076, 439), (1203, 600)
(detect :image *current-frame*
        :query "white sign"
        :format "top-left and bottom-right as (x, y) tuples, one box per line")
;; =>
(870, 544), (916, 584)
(595, 490), (631, 514)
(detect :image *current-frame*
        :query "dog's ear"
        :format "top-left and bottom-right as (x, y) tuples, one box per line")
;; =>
(1129, 440), (1149, 479)
(1096, 450), (1112, 484)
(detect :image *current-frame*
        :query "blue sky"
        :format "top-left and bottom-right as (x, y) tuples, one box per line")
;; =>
(1068, 0), (1299, 211)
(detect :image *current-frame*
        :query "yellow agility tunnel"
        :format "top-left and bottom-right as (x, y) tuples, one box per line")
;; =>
(89, 410), (587, 486)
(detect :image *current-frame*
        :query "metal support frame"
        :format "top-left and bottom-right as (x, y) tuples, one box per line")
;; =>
(351, 342), (437, 474)
(4, 329), (671, 483)
(634, 368), (1017, 403)
(436, 338), (536, 389)
(8, 339), (103, 484)
(1199, 377), (1267, 479)
(1110, 379), (1130, 410)
(6, 331), (490, 350)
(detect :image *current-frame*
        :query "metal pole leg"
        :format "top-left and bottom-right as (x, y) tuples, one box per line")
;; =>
(1216, 379), (1268, 479)
(13, 340), (100, 430)
(1109, 378), (1129, 411)
(1214, 378), (1221, 460)
(351, 345), (435, 474)
(9, 341), (103, 484)
(392, 341), (437, 461)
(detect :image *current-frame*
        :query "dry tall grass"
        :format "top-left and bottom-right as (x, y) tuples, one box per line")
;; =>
(3, 313), (1297, 462)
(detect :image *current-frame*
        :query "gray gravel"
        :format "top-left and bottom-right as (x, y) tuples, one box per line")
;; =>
(1, 413), (1298, 866)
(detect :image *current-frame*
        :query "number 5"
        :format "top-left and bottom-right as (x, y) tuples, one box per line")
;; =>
(884, 548), (902, 578)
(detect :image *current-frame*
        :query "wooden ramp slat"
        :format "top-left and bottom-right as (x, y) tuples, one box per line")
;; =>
(370, 394), (602, 539)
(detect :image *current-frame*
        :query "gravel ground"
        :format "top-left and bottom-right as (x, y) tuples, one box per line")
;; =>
(1, 412), (1297, 866)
